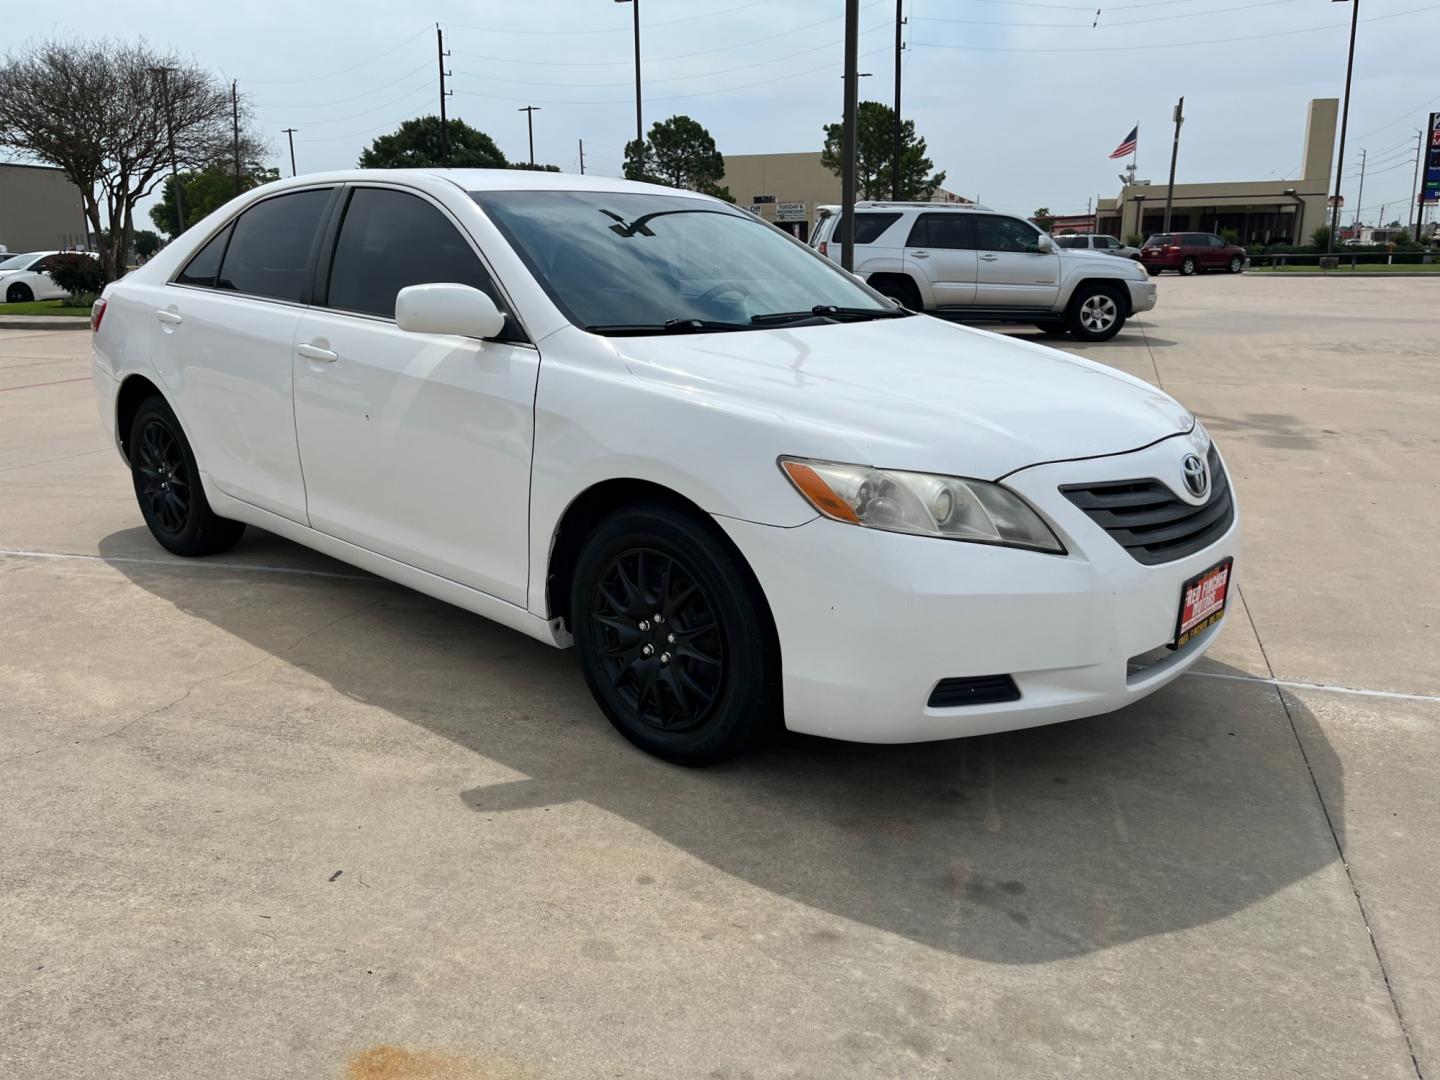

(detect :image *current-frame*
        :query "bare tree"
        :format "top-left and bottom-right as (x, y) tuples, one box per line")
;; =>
(0, 39), (261, 281)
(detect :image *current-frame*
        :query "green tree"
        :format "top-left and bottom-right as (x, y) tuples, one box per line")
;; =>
(624, 115), (732, 201)
(1124, 232), (1145, 248)
(134, 229), (162, 260)
(1219, 227), (1239, 245)
(1032, 207), (1055, 233)
(821, 101), (945, 201)
(1309, 225), (1332, 250)
(359, 116), (507, 169)
(150, 161), (279, 238)
(507, 162), (561, 172)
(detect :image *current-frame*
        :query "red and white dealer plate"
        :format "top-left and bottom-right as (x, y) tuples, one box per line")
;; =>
(1174, 557), (1232, 648)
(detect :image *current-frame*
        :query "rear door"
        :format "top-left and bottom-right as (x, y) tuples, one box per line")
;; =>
(903, 213), (977, 308)
(290, 184), (539, 606)
(154, 186), (337, 524)
(973, 215), (1060, 308)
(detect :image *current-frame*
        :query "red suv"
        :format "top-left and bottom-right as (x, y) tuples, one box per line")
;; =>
(1141, 232), (1247, 276)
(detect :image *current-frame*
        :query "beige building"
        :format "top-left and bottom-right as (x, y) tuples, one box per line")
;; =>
(1096, 98), (1337, 245)
(720, 152), (969, 242)
(0, 163), (88, 253)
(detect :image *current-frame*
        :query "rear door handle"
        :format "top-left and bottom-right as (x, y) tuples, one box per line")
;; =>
(297, 342), (338, 363)
(154, 309), (183, 325)
(979, 254), (1000, 262)
(909, 250), (930, 259)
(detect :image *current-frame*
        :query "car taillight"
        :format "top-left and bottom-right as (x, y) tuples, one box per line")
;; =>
(818, 241), (828, 257)
(91, 297), (106, 333)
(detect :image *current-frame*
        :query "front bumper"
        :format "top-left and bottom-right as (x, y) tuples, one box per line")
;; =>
(716, 431), (1239, 743)
(1126, 279), (1158, 313)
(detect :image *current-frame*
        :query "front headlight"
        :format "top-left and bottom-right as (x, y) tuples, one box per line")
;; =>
(779, 457), (1065, 554)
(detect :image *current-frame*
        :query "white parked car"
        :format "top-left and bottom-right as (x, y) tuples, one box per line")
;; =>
(1054, 233), (1143, 261)
(810, 202), (1156, 341)
(0, 250), (95, 303)
(92, 170), (1238, 764)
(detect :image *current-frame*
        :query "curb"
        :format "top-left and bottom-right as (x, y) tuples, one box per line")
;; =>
(0, 317), (91, 331)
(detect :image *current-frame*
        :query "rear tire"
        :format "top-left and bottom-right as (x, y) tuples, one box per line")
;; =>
(1066, 283), (1127, 342)
(1033, 321), (1068, 338)
(870, 276), (923, 311)
(1146, 265), (1161, 277)
(571, 504), (780, 765)
(128, 395), (246, 557)
(6, 282), (34, 304)
(1179, 256), (1197, 276)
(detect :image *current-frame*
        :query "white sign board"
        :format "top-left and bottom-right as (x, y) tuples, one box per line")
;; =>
(776, 201), (807, 222)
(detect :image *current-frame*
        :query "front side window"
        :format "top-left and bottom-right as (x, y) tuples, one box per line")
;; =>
(216, 188), (332, 302)
(474, 189), (896, 331)
(1100, 237), (1119, 249)
(327, 188), (503, 321)
(974, 216), (1042, 253)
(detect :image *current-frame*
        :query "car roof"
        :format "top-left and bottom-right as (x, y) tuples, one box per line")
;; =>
(852, 200), (998, 214)
(253, 168), (717, 200)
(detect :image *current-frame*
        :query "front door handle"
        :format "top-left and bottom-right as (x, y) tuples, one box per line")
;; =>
(154, 309), (183, 325)
(297, 342), (338, 363)
(978, 254), (1000, 262)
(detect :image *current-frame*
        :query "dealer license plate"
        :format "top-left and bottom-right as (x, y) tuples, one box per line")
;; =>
(1174, 558), (1232, 648)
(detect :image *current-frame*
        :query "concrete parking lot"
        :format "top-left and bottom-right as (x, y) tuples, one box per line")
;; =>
(2, 276), (1436, 1079)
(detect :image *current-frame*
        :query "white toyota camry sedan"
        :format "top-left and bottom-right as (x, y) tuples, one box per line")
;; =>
(91, 170), (1239, 764)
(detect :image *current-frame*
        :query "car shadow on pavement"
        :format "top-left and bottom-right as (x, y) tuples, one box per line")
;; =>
(100, 526), (1342, 966)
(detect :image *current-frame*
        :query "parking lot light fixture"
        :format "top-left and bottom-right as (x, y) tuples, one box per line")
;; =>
(614, 0), (642, 158)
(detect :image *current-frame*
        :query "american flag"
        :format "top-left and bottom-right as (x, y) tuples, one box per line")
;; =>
(1109, 126), (1138, 159)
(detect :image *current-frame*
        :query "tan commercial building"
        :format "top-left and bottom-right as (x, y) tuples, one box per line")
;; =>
(720, 152), (970, 242)
(1096, 98), (1337, 245)
(0, 163), (89, 253)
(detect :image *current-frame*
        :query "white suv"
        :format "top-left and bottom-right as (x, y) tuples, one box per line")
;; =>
(811, 202), (1156, 341)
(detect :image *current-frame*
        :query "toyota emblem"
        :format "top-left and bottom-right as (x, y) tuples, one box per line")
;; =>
(1181, 453), (1209, 499)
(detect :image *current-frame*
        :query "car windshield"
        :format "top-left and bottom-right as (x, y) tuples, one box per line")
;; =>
(472, 189), (897, 333)
(0, 253), (39, 270)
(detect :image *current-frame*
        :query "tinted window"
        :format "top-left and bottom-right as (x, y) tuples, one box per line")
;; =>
(1100, 237), (1119, 249)
(327, 188), (501, 320)
(974, 216), (1042, 253)
(217, 189), (332, 302)
(176, 226), (232, 288)
(1182, 234), (1207, 247)
(1145, 234), (1174, 247)
(1054, 235), (1086, 249)
(906, 213), (971, 249)
(851, 213), (902, 244)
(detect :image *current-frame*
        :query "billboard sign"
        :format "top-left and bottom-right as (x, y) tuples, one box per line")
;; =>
(1424, 112), (1440, 203)
(776, 201), (807, 222)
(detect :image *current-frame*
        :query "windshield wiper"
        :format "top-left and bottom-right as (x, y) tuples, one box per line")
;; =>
(583, 318), (751, 336)
(749, 304), (913, 326)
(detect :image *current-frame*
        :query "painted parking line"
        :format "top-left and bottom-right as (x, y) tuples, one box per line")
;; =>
(0, 376), (91, 393)
(0, 547), (377, 583)
(1184, 669), (1440, 705)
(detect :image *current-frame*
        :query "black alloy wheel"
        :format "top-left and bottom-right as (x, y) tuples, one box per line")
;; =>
(571, 504), (779, 764)
(128, 395), (246, 556)
(591, 548), (723, 734)
(6, 282), (34, 304)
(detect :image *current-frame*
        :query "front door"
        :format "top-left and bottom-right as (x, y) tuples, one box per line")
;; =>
(973, 216), (1061, 308)
(903, 212), (977, 308)
(291, 186), (539, 607)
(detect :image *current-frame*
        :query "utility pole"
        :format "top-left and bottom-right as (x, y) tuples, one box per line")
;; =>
(518, 106), (540, 166)
(1408, 128), (1424, 242)
(436, 24), (452, 165)
(579, 138), (585, 175)
(615, 0), (642, 165)
(282, 128), (298, 177)
(149, 66), (184, 234)
(891, 0), (904, 201)
(1162, 96), (1184, 233)
(840, 0), (860, 271)
(231, 79), (242, 197)
(1353, 147), (1367, 226)
(1328, 0), (1359, 253)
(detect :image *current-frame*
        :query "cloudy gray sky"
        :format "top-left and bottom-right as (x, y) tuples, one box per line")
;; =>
(8, 0), (1439, 227)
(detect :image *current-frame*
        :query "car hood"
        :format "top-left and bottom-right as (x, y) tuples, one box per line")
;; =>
(607, 315), (1192, 479)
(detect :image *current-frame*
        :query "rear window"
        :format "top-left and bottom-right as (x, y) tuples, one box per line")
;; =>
(1145, 234), (1174, 247)
(826, 212), (902, 245)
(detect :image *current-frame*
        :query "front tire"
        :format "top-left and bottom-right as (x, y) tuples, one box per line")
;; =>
(571, 504), (780, 765)
(128, 395), (246, 557)
(1227, 255), (1244, 274)
(1066, 284), (1127, 342)
(1179, 256), (1197, 276)
(6, 282), (34, 304)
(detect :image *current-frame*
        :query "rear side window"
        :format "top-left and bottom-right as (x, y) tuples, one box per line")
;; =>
(1054, 236), (1086, 248)
(326, 187), (503, 321)
(1182, 234), (1207, 247)
(175, 226), (232, 288)
(905, 213), (972, 249)
(851, 213), (902, 244)
(217, 189), (333, 302)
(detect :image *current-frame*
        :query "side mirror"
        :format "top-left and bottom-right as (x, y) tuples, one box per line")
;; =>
(1036, 234), (1056, 254)
(395, 283), (506, 340)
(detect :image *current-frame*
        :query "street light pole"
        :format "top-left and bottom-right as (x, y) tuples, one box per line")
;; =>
(1328, 0), (1359, 253)
(518, 106), (540, 166)
(149, 66), (184, 234)
(840, 0), (860, 271)
(615, 0), (642, 168)
(1162, 96), (1184, 233)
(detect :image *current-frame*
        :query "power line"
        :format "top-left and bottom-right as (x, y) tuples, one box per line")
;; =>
(1351, 94), (1440, 143)
(915, 2), (1440, 53)
(445, 0), (771, 35)
(261, 84), (435, 128)
(250, 61), (433, 110)
(912, 0), (1301, 29)
(238, 25), (432, 85)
